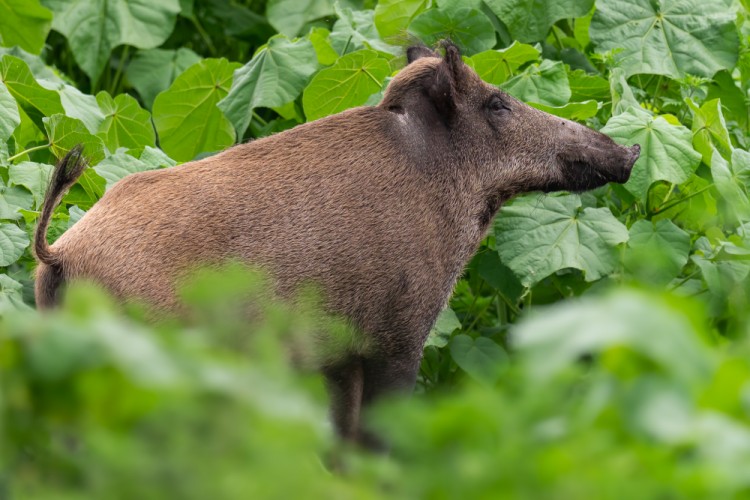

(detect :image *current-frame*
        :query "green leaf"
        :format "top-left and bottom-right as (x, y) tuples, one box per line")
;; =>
(55, 84), (105, 134)
(601, 107), (701, 200)
(0, 55), (63, 131)
(408, 8), (496, 56)
(0, 81), (20, 142)
(711, 148), (750, 220)
(450, 334), (508, 384)
(590, 0), (739, 79)
(528, 100), (599, 121)
(126, 48), (202, 109)
(494, 194), (629, 286)
(687, 98), (732, 166)
(0, 274), (30, 312)
(501, 59), (570, 106)
(8, 161), (53, 208)
(43, 114), (106, 165)
(218, 35), (318, 138)
(0, 184), (32, 220)
(0, 0), (52, 54)
(466, 42), (541, 86)
(308, 28), (339, 66)
(266, 0), (332, 37)
(139, 146), (176, 169)
(707, 70), (747, 131)
(514, 290), (712, 384)
(153, 59), (238, 162)
(476, 250), (524, 303)
(96, 92), (155, 154)
(568, 69), (610, 103)
(485, 0), (594, 42)
(609, 67), (640, 116)
(302, 49), (390, 121)
(374, 0), (429, 39)
(425, 308), (461, 348)
(44, 0), (181, 81)
(330, 5), (399, 56)
(624, 219), (691, 285)
(0, 222), (29, 266)
(94, 150), (162, 190)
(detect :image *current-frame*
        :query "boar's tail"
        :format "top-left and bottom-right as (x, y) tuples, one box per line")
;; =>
(34, 145), (87, 266)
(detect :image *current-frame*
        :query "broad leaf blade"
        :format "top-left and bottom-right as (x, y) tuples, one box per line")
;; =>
(601, 107), (701, 200)
(218, 35), (318, 138)
(590, 0), (739, 79)
(494, 194), (629, 286)
(302, 49), (390, 121)
(0, 222), (29, 266)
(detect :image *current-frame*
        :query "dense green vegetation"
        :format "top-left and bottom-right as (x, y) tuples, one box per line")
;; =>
(2, 0), (750, 497)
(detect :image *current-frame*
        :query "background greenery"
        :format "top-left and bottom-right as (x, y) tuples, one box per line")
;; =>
(2, 0), (750, 497)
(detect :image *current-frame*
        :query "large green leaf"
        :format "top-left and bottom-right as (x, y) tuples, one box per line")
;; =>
(94, 150), (162, 190)
(513, 290), (711, 384)
(687, 98), (732, 166)
(590, 0), (739, 79)
(485, 0), (594, 42)
(153, 58), (239, 162)
(528, 100), (599, 121)
(0, 274), (30, 312)
(711, 148), (750, 220)
(494, 194), (629, 286)
(43, 0), (181, 81)
(330, 5), (399, 56)
(425, 308), (461, 348)
(624, 219), (691, 285)
(8, 161), (53, 208)
(374, 0), (429, 39)
(0, 55), (63, 131)
(0, 185), (31, 220)
(600, 107), (701, 200)
(0, 81), (20, 143)
(302, 49), (390, 121)
(218, 35), (318, 138)
(466, 42), (541, 85)
(0, 222), (29, 266)
(0, 0), (52, 54)
(55, 84), (105, 134)
(500, 59), (570, 106)
(96, 92), (155, 154)
(125, 48), (202, 109)
(450, 334), (508, 384)
(43, 114), (106, 165)
(266, 0), (332, 37)
(408, 8), (496, 56)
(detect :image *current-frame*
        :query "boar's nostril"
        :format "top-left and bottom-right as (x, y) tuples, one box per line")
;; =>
(627, 144), (641, 167)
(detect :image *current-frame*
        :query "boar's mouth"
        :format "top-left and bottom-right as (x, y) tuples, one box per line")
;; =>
(552, 143), (640, 193)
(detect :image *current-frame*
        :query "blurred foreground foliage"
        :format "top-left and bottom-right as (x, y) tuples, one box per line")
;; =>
(3, 267), (750, 498)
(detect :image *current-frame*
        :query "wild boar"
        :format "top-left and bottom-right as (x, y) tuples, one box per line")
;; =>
(34, 43), (640, 446)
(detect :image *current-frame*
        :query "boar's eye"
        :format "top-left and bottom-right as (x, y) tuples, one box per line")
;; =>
(487, 95), (510, 115)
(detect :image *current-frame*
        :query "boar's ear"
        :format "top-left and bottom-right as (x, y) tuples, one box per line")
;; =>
(406, 45), (438, 63)
(424, 42), (463, 121)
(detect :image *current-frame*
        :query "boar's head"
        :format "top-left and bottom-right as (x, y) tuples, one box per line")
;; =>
(379, 42), (640, 202)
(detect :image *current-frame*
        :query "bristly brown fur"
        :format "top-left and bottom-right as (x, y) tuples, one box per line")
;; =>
(33, 43), (638, 446)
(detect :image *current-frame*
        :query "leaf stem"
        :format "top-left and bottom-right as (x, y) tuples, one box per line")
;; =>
(191, 16), (216, 56)
(252, 111), (268, 127)
(651, 185), (713, 215)
(109, 45), (130, 96)
(8, 143), (51, 162)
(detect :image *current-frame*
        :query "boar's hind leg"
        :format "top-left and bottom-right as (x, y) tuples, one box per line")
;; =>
(357, 351), (422, 449)
(323, 357), (365, 442)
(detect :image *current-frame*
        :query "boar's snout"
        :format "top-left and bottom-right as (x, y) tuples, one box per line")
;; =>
(553, 121), (641, 192)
